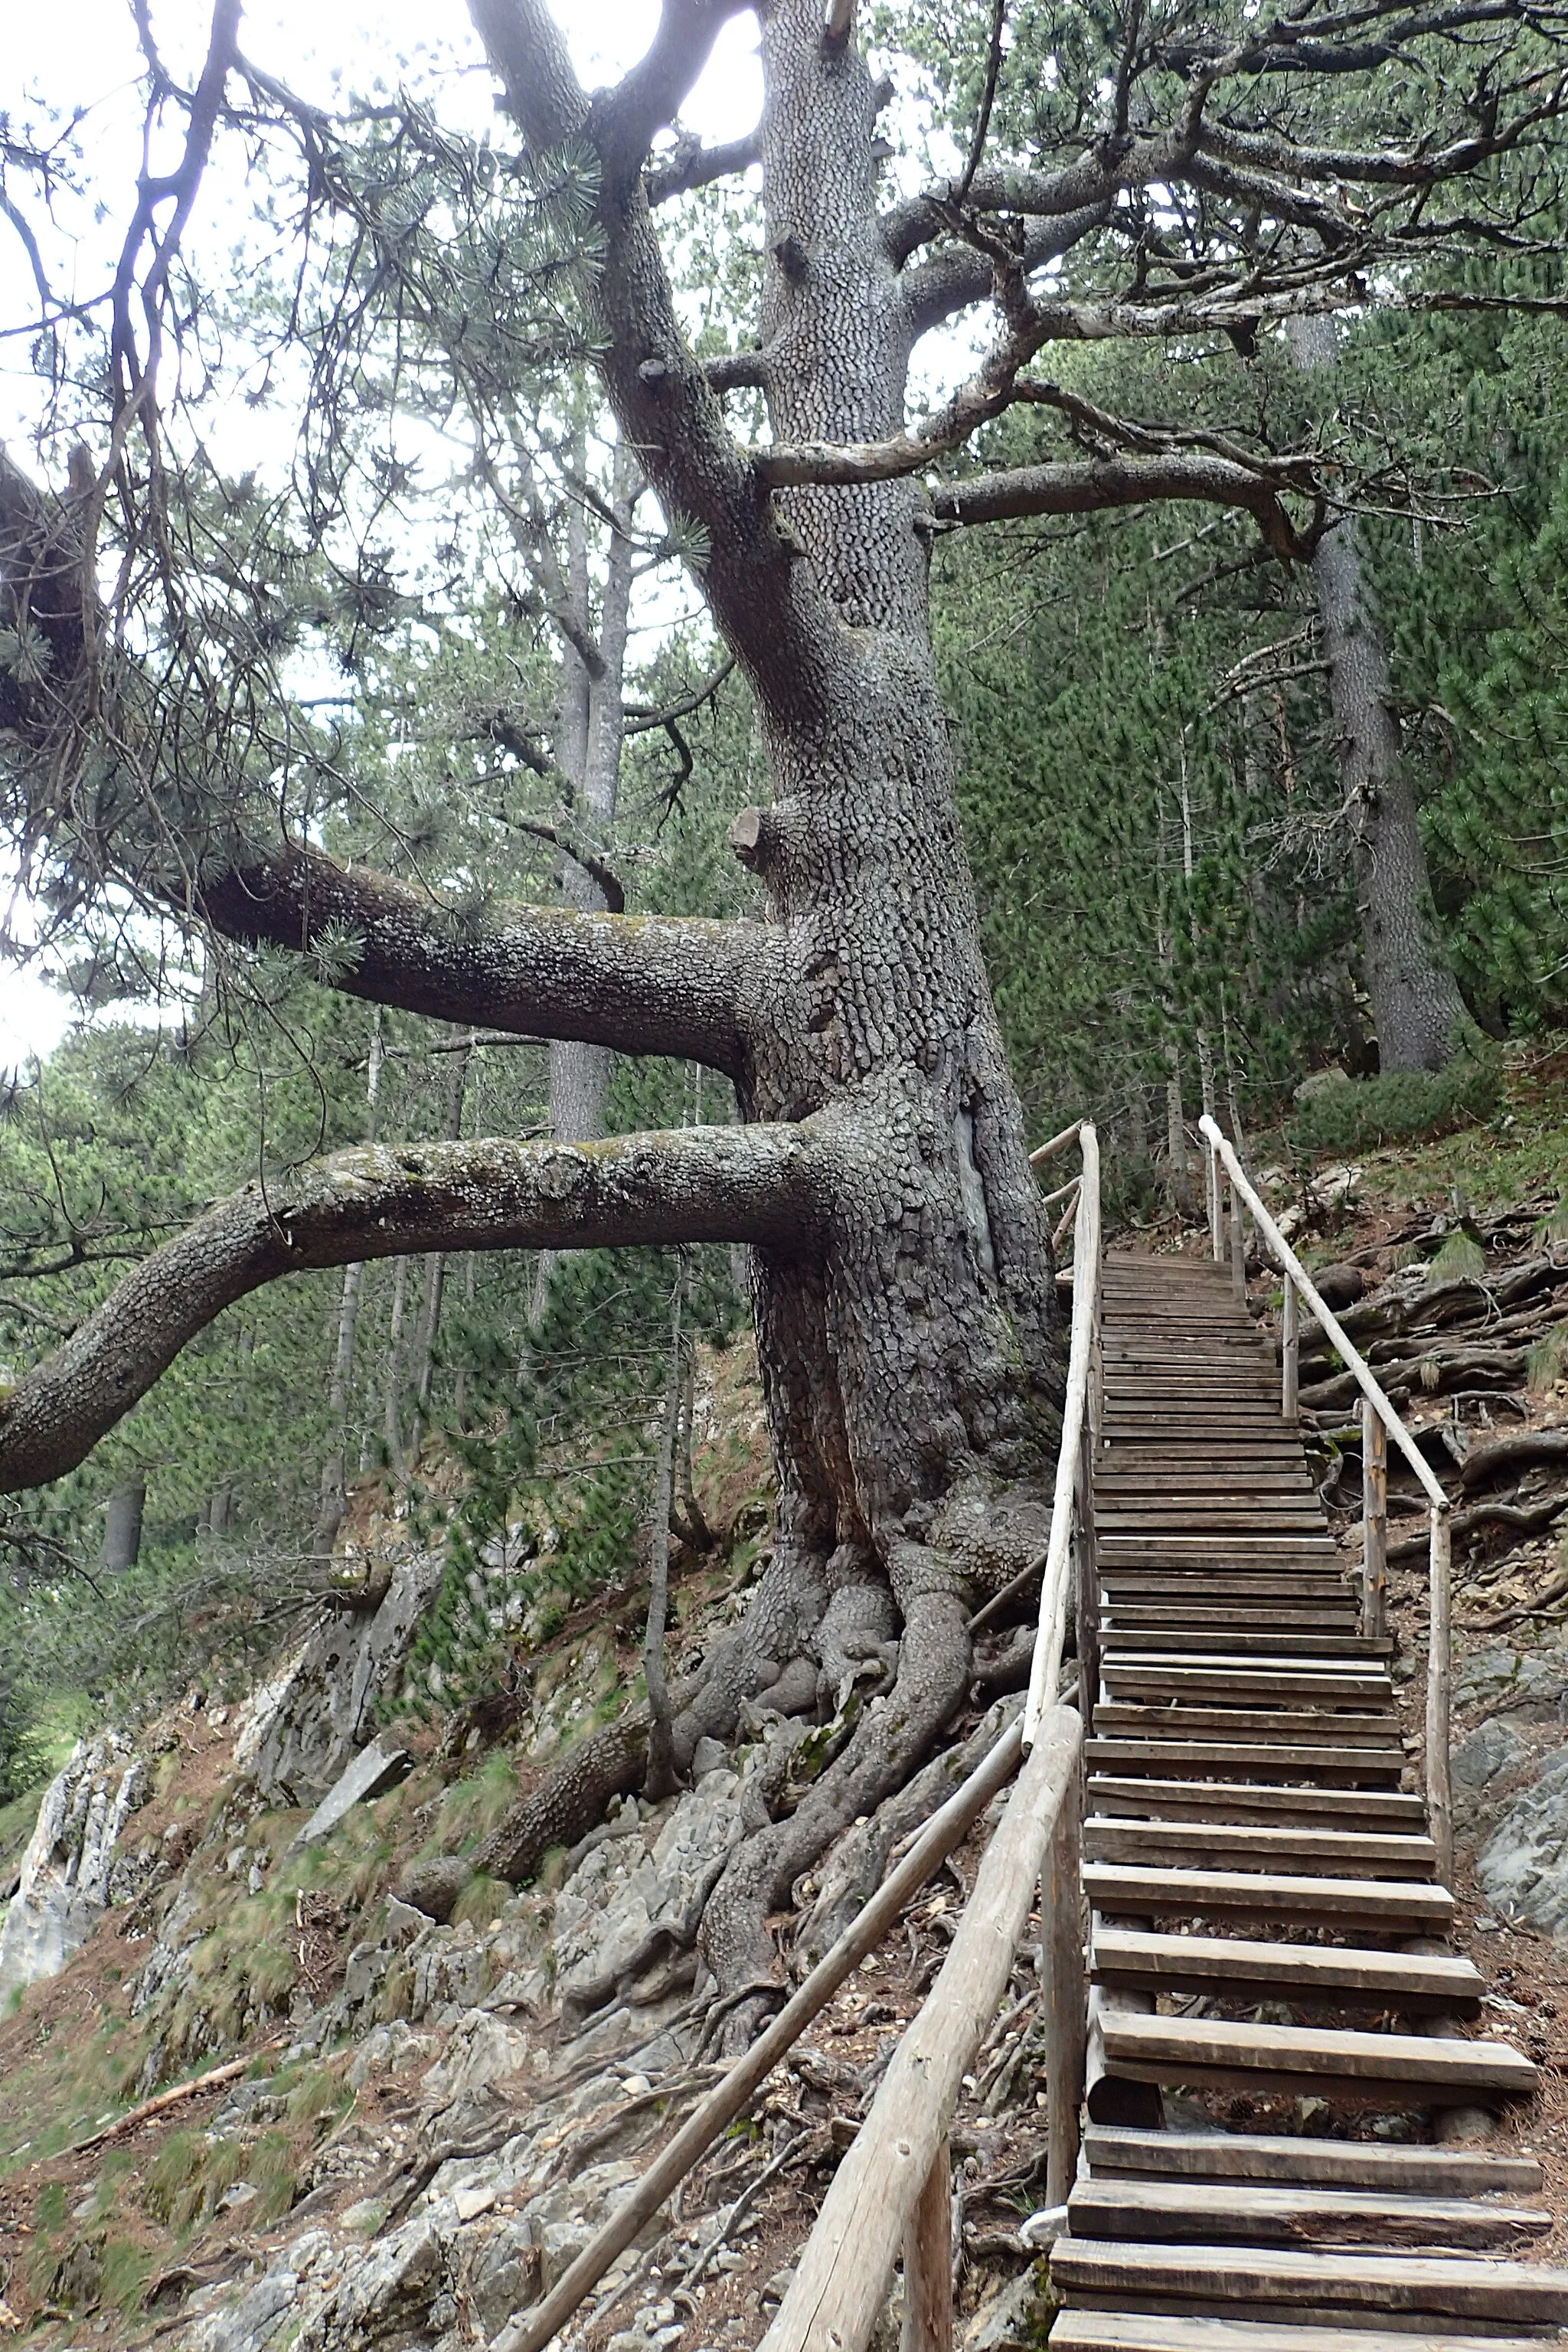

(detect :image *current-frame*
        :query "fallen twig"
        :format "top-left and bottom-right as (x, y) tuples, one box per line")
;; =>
(67, 2034), (289, 2155)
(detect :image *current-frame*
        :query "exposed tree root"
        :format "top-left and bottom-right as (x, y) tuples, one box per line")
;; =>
(697, 1587), (974, 2048)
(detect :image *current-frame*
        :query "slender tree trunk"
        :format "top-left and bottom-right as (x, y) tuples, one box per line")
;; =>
(383, 1254), (410, 1476)
(315, 1010), (384, 1553)
(643, 1257), (685, 1802)
(99, 1475), (145, 1573)
(545, 433), (638, 1147)
(410, 1033), (472, 1424)
(1286, 315), (1470, 1072)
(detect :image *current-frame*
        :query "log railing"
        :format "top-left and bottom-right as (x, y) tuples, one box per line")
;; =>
(758, 1124), (1100, 2352)
(1197, 1114), (1454, 1886)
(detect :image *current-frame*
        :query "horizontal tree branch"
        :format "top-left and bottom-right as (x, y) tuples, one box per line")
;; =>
(0, 1120), (833, 1492)
(645, 129), (762, 204)
(926, 455), (1316, 560)
(703, 348), (770, 392)
(197, 842), (759, 1075)
(622, 653), (737, 733)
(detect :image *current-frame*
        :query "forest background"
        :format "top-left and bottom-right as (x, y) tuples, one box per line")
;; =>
(1, 0), (1566, 1805)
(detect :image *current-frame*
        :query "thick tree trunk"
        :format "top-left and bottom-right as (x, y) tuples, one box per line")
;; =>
(1287, 315), (1470, 1073)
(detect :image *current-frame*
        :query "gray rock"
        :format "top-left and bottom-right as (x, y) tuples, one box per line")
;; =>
(420, 2009), (533, 2109)
(1455, 1638), (1568, 1722)
(0, 1733), (149, 2000)
(289, 1732), (410, 1851)
(1477, 1742), (1568, 1934)
(689, 1736), (729, 1777)
(1452, 1717), (1528, 1824)
(1293, 1066), (1353, 1102)
(231, 1545), (443, 1807)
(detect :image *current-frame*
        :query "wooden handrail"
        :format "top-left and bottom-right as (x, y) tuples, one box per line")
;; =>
(1029, 1118), (1084, 1168)
(1197, 1116), (1446, 1507)
(756, 1708), (1083, 2352)
(492, 1720), (1027, 2352)
(1197, 1114), (1454, 1886)
(1026, 1120), (1101, 1749)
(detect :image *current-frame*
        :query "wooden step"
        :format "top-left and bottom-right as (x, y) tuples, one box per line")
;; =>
(1101, 1661), (1393, 1704)
(1083, 1818), (1438, 1879)
(1100, 1630), (1386, 1659)
(1081, 2125), (1543, 2197)
(1067, 2176), (1552, 2252)
(1102, 1596), (1360, 1618)
(1098, 1541), (1341, 1563)
(1096, 2013), (1536, 2102)
(1099, 1524), (1335, 1543)
(1083, 1863), (1453, 1931)
(1101, 1615), (1364, 1642)
(1049, 2239), (1568, 2325)
(1050, 2313), (1559, 2352)
(1089, 1929), (1482, 2014)
(1090, 1710), (1400, 1748)
(1086, 1740), (1405, 1787)
(1086, 1778), (1427, 1828)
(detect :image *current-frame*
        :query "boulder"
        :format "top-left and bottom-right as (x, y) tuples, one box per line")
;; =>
(0, 1733), (149, 2000)
(1476, 1743), (1568, 1934)
(288, 1733), (411, 1852)
(552, 1770), (750, 2017)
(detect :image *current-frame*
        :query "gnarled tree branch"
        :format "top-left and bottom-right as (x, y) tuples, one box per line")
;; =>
(0, 1119), (835, 1492)
(197, 842), (760, 1075)
(927, 455), (1317, 561)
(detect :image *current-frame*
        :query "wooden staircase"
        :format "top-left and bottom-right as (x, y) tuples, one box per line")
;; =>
(1047, 1250), (1568, 2350)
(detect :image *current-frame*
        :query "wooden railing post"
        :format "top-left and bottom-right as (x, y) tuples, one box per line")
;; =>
(900, 2140), (953, 2352)
(1362, 1398), (1388, 1642)
(1044, 1752), (1086, 2205)
(1428, 1507), (1455, 1888)
(1207, 1139), (1223, 1261)
(1282, 1274), (1298, 1421)
(1228, 1172), (1246, 1301)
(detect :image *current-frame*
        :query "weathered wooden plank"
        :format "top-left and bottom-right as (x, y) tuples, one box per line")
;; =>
(1100, 1630), (1387, 1659)
(1081, 1862), (1453, 1930)
(1086, 1778), (1427, 1827)
(1096, 2013), (1536, 2098)
(1085, 1740), (1405, 1785)
(1084, 1817), (1438, 1878)
(1067, 2176), (1551, 2251)
(1050, 2314), (1554, 2352)
(1081, 2125), (1542, 2198)
(1089, 1709), (1401, 1745)
(1048, 2238), (1568, 2322)
(1089, 1928), (1481, 2013)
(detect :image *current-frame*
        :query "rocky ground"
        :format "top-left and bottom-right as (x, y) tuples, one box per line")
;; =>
(2, 1076), (1566, 2350)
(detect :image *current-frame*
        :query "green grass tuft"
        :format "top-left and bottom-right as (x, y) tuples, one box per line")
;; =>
(1428, 1230), (1487, 1282)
